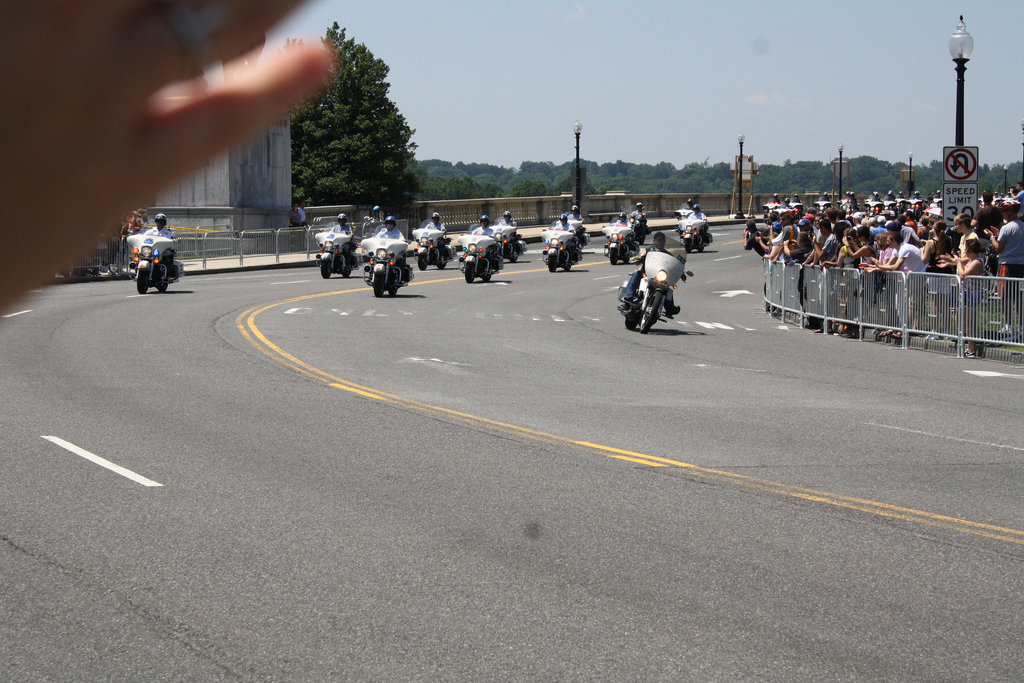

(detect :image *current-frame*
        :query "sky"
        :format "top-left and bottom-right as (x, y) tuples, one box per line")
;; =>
(267, 0), (1024, 169)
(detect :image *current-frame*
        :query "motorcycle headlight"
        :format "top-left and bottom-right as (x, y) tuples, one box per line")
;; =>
(655, 270), (669, 283)
(375, 248), (387, 258)
(141, 246), (153, 257)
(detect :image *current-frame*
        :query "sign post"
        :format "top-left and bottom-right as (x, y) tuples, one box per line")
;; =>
(942, 146), (979, 223)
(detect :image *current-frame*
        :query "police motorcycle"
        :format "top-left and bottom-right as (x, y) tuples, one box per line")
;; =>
(762, 194), (783, 224)
(542, 216), (582, 272)
(677, 205), (711, 254)
(883, 190), (898, 215)
(788, 196), (804, 214)
(411, 217), (453, 270)
(492, 213), (526, 263)
(617, 249), (692, 334)
(602, 214), (639, 265)
(865, 192), (885, 215)
(359, 217), (412, 297)
(315, 217), (358, 279)
(840, 191), (858, 214)
(127, 229), (181, 294)
(814, 193), (832, 212)
(458, 221), (503, 283)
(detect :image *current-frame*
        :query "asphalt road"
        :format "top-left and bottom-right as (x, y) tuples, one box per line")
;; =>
(3, 226), (1024, 680)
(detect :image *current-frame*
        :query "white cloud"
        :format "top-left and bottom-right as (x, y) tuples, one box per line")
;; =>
(561, 3), (585, 22)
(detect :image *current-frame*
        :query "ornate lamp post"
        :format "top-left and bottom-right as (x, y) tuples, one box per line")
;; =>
(1020, 117), (1024, 186)
(573, 119), (582, 210)
(736, 133), (745, 219)
(838, 144), (845, 199)
(949, 16), (973, 146)
(1004, 165), (1009, 196)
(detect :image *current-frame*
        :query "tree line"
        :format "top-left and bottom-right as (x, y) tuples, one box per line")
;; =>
(415, 157), (1024, 201)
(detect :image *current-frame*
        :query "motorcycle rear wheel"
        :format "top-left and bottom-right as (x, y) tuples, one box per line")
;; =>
(155, 282), (168, 293)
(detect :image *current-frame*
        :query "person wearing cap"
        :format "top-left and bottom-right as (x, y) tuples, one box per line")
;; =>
(986, 200), (1024, 335)
(568, 205), (582, 222)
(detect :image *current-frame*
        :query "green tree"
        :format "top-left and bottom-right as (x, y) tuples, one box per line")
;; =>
(291, 23), (418, 206)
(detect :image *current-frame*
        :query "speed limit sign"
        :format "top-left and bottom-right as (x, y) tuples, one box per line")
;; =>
(943, 182), (978, 223)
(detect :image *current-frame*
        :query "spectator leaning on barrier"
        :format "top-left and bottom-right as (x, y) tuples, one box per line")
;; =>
(986, 200), (1024, 337)
(866, 222), (925, 275)
(938, 237), (986, 357)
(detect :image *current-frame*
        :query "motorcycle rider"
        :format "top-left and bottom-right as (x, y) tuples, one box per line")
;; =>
(553, 213), (582, 260)
(468, 214), (501, 270)
(335, 213), (352, 233)
(690, 202), (710, 244)
(620, 231), (681, 318)
(428, 211), (452, 259)
(373, 215), (411, 281)
(569, 205), (583, 222)
(144, 213), (177, 278)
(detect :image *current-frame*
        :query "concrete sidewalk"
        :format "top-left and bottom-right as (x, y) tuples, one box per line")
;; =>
(179, 216), (746, 275)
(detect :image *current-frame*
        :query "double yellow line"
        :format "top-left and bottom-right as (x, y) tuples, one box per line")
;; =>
(236, 273), (1024, 548)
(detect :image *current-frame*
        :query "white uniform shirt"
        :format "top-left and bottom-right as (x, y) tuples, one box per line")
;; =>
(471, 224), (494, 236)
(144, 226), (174, 239)
(336, 221), (352, 234)
(375, 226), (403, 240)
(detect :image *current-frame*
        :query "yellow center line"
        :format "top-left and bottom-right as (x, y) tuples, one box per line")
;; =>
(235, 260), (1024, 547)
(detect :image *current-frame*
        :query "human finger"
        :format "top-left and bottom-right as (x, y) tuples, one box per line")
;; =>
(124, 0), (314, 85)
(129, 43), (331, 200)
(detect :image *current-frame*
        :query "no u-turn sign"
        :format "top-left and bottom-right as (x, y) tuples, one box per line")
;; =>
(943, 146), (979, 182)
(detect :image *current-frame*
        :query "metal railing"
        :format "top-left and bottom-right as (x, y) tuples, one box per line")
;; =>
(764, 261), (1024, 359)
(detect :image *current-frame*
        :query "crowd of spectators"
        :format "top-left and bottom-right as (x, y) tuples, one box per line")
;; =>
(747, 185), (1024, 350)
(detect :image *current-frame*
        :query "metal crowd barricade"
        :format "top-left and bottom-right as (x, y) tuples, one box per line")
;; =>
(905, 271), (961, 343)
(859, 270), (907, 346)
(823, 267), (861, 335)
(961, 274), (1024, 354)
(762, 261), (1024, 358)
(802, 266), (826, 324)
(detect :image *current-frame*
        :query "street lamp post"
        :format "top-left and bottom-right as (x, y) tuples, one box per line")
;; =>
(1020, 117), (1024, 186)
(573, 119), (582, 211)
(736, 133), (745, 219)
(1004, 165), (1009, 195)
(908, 152), (914, 195)
(838, 144), (844, 200)
(949, 16), (973, 146)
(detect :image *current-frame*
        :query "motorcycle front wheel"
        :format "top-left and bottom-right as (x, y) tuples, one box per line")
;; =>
(547, 255), (557, 273)
(640, 291), (663, 334)
(464, 266), (475, 283)
(136, 271), (149, 294)
(320, 262), (332, 279)
(372, 275), (385, 297)
(417, 254), (428, 271)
